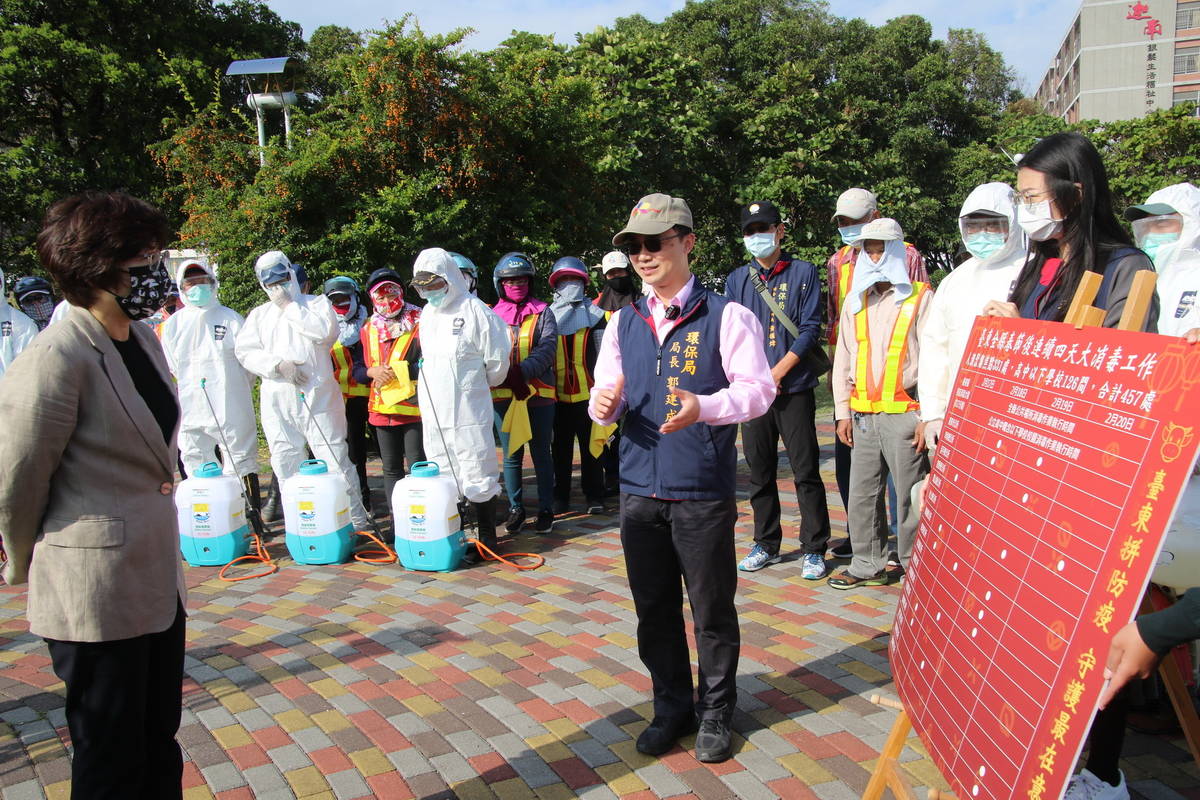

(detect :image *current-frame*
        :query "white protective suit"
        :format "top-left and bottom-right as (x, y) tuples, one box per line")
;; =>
(0, 267), (39, 378)
(1141, 183), (1200, 337)
(160, 259), (258, 475)
(234, 252), (370, 528)
(414, 248), (512, 503)
(48, 300), (72, 327)
(918, 182), (1027, 441)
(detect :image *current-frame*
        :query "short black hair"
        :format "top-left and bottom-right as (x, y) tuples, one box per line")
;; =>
(36, 191), (171, 307)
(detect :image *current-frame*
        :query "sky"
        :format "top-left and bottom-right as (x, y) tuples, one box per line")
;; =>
(263, 0), (1082, 94)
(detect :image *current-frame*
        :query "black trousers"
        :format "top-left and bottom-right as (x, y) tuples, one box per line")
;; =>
(741, 389), (831, 555)
(374, 422), (425, 507)
(620, 493), (739, 722)
(552, 400), (605, 506)
(345, 396), (371, 499)
(835, 432), (851, 510)
(46, 601), (186, 800)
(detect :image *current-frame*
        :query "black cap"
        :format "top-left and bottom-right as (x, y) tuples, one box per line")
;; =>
(366, 267), (404, 292)
(740, 201), (782, 231)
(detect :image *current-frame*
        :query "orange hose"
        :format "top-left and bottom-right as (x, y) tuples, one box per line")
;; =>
(218, 532), (278, 581)
(354, 530), (398, 564)
(465, 537), (545, 570)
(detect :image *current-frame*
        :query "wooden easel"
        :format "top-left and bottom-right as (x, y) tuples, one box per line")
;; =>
(862, 695), (954, 800)
(862, 268), (1163, 799)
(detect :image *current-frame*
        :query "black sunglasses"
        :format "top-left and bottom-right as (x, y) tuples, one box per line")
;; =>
(620, 231), (686, 256)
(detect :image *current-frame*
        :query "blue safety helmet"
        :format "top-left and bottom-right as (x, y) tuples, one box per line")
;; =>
(548, 257), (589, 288)
(448, 252), (477, 276)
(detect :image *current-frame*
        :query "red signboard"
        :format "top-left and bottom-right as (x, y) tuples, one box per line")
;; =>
(891, 316), (1200, 800)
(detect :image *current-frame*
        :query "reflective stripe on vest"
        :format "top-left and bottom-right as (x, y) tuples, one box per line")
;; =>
(849, 282), (927, 414)
(365, 326), (420, 416)
(492, 312), (557, 400)
(332, 340), (370, 397)
(554, 329), (591, 403)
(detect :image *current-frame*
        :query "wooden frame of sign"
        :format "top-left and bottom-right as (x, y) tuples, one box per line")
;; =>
(861, 268), (1166, 800)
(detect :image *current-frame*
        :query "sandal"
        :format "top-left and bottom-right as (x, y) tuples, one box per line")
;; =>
(827, 569), (893, 590)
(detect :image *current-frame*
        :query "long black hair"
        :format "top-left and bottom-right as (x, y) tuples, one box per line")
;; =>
(1009, 132), (1133, 321)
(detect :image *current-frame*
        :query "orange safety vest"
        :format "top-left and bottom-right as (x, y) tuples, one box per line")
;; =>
(554, 329), (592, 403)
(849, 282), (927, 414)
(492, 312), (557, 401)
(331, 339), (370, 398)
(364, 325), (420, 417)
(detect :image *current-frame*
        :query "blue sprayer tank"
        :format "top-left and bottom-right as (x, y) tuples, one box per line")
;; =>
(392, 461), (466, 571)
(175, 462), (250, 567)
(282, 460), (354, 565)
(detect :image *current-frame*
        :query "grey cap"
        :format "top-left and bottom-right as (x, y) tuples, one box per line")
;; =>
(852, 217), (903, 244)
(832, 188), (877, 222)
(612, 193), (693, 245)
(1124, 202), (1179, 221)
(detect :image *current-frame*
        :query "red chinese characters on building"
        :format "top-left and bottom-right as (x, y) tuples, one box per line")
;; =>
(1127, 1), (1151, 19)
(1144, 17), (1164, 39)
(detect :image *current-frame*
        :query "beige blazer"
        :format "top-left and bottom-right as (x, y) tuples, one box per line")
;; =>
(0, 307), (187, 642)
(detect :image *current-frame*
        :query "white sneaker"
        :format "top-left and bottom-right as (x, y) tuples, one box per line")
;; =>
(1062, 769), (1128, 800)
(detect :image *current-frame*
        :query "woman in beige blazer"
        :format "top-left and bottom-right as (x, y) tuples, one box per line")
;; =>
(0, 192), (188, 799)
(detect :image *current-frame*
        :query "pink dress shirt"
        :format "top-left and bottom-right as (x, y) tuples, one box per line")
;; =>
(588, 275), (775, 426)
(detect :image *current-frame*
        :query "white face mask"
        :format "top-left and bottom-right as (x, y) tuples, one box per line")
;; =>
(1017, 201), (1063, 242)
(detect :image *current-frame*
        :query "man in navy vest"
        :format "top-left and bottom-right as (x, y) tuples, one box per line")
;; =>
(724, 201), (831, 578)
(590, 193), (775, 763)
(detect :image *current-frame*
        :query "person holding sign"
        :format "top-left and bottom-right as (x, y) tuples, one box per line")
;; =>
(590, 193), (774, 762)
(983, 132), (1157, 331)
(361, 268), (425, 523)
(828, 218), (933, 590)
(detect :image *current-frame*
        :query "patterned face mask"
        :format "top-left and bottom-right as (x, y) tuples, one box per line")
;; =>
(114, 259), (173, 321)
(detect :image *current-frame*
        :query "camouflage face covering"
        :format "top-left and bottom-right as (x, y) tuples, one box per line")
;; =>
(116, 259), (173, 321)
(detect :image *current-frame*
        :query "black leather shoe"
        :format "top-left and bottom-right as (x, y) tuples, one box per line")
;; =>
(694, 718), (733, 763)
(504, 506), (526, 534)
(635, 715), (698, 756)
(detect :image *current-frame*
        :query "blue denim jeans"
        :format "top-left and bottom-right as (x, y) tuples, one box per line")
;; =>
(493, 400), (556, 514)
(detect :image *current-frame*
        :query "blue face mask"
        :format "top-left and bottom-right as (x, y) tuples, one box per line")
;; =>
(421, 287), (449, 307)
(185, 283), (215, 307)
(1141, 232), (1180, 268)
(965, 232), (1006, 262)
(839, 224), (865, 247)
(743, 232), (778, 259)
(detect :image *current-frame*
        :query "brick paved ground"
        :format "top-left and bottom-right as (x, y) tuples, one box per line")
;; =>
(1, 425), (1198, 799)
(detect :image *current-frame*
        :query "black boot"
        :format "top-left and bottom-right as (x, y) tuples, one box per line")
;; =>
(261, 474), (282, 524)
(243, 473), (262, 514)
(463, 497), (497, 566)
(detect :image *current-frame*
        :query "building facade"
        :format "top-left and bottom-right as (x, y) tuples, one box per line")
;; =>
(1036, 0), (1200, 122)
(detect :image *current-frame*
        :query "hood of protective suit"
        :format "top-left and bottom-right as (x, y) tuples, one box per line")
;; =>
(255, 250), (301, 298)
(412, 248), (469, 314)
(174, 257), (218, 307)
(958, 182), (1025, 268)
(1142, 183), (1200, 279)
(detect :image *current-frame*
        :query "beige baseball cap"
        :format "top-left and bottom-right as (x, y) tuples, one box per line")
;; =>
(832, 188), (878, 222)
(853, 217), (903, 244)
(612, 193), (693, 245)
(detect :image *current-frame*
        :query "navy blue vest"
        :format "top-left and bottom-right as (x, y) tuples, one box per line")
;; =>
(1019, 247), (1141, 321)
(617, 284), (737, 500)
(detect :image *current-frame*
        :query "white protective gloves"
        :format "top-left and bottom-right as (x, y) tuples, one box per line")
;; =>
(275, 360), (308, 386)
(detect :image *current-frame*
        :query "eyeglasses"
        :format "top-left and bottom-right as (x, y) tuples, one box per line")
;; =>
(1013, 189), (1052, 208)
(120, 250), (168, 272)
(620, 231), (686, 256)
(962, 219), (1009, 235)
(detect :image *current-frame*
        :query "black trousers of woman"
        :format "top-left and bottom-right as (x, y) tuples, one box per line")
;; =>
(46, 601), (186, 800)
(374, 422), (425, 516)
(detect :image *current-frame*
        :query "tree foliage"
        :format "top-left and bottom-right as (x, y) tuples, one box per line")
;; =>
(5, 0), (1199, 312)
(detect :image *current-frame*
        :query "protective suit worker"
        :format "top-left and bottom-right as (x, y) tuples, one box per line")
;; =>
(0, 267), (39, 378)
(12, 276), (55, 332)
(160, 259), (259, 503)
(449, 252), (479, 297)
(235, 251), (371, 530)
(918, 182), (1026, 450)
(1125, 182), (1200, 336)
(410, 248), (511, 564)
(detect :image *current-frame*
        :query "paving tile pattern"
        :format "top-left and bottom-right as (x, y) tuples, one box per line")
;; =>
(1, 426), (1197, 799)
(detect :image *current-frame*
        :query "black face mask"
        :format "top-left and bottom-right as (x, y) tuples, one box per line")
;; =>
(606, 275), (634, 294)
(113, 261), (173, 321)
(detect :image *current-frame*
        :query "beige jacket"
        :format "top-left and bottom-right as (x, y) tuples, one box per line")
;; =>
(0, 307), (186, 642)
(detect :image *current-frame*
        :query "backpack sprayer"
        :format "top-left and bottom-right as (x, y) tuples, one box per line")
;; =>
(295, 390), (397, 564)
